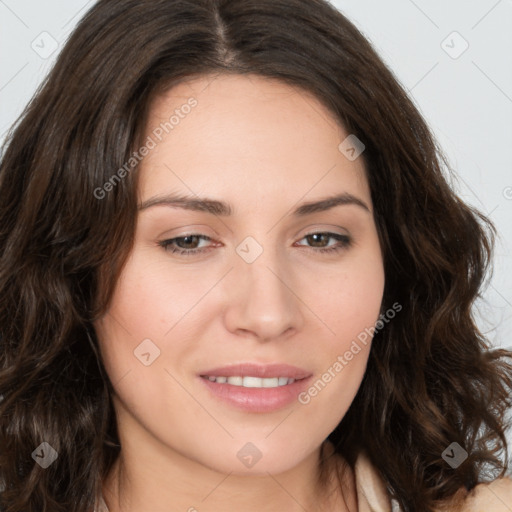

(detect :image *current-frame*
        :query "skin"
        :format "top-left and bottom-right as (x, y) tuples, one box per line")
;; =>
(95, 73), (385, 512)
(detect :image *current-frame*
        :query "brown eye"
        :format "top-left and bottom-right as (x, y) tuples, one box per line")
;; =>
(158, 234), (213, 255)
(296, 232), (351, 253)
(174, 235), (202, 249)
(305, 233), (331, 247)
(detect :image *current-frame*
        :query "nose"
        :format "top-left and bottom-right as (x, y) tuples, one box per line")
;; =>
(223, 247), (304, 342)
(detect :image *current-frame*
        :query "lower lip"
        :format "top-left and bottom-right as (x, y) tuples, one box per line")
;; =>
(199, 376), (312, 413)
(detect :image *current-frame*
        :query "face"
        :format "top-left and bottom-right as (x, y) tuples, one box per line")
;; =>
(95, 73), (385, 476)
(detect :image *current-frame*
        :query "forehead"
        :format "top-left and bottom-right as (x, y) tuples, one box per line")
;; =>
(138, 73), (370, 210)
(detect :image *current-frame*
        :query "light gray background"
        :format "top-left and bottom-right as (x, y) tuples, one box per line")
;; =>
(1, 0), (511, 472)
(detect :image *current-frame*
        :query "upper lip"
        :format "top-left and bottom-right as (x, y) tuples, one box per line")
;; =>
(199, 363), (312, 380)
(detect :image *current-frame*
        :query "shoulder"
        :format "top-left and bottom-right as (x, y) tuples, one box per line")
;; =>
(459, 475), (512, 512)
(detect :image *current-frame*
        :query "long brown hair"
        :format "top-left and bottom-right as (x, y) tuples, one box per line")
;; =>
(1, 1), (511, 511)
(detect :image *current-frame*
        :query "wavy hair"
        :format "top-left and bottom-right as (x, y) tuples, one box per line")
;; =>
(1, 1), (511, 511)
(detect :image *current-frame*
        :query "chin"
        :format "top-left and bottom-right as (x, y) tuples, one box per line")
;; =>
(189, 437), (319, 476)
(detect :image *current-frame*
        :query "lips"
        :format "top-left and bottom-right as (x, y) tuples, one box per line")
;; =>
(198, 363), (313, 413)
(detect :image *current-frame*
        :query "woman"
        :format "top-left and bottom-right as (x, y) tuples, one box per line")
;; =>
(0, 0), (511, 511)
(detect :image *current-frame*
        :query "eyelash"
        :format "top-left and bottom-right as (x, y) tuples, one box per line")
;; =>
(158, 232), (352, 256)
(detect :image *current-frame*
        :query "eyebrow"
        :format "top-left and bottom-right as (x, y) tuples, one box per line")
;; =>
(138, 192), (371, 216)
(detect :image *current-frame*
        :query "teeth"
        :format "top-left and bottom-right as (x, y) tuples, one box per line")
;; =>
(262, 378), (279, 388)
(242, 376), (266, 388)
(205, 376), (296, 388)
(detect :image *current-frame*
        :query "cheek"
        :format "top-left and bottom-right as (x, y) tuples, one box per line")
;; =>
(94, 249), (219, 389)
(101, 251), (208, 336)
(93, 255), (166, 381)
(308, 250), (385, 350)
(295, 258), (384, 432)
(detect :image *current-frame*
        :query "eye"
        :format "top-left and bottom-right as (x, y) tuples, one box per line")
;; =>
(158, 234), (214, 256)
(295, 232), (351, 253)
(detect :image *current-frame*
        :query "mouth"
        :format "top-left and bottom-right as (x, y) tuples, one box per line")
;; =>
(200, 375), (298, 388)
(198, 363), (313, 413)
